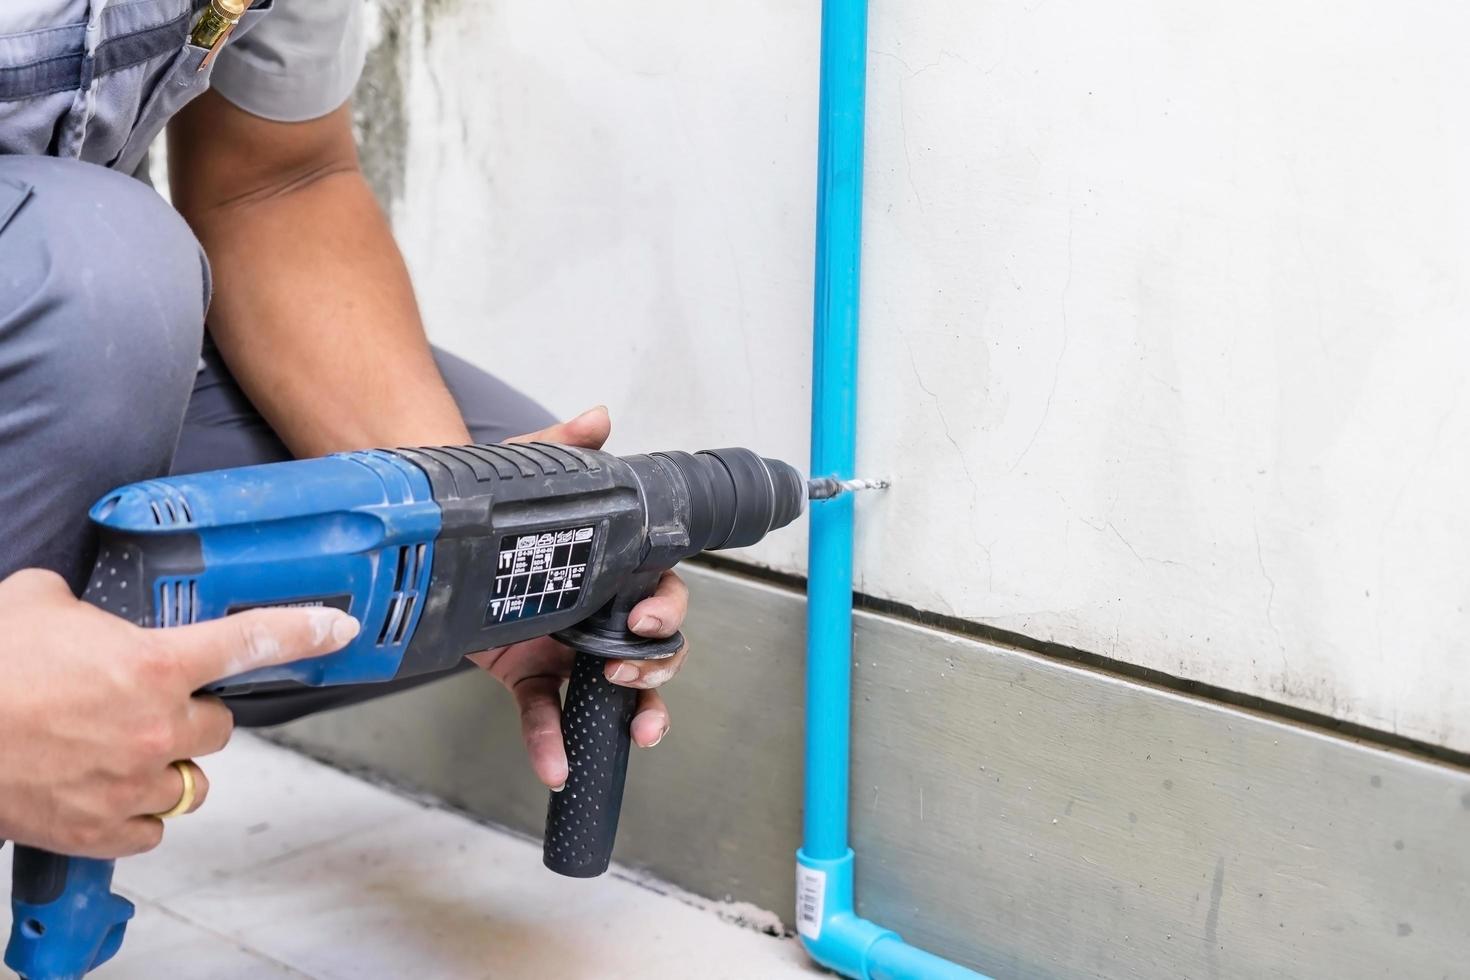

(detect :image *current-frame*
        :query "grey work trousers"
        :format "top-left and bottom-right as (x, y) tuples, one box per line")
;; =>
(0, 155), (555, 726)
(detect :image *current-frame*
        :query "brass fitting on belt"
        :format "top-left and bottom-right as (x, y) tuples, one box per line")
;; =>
(191, 0), (248, 67)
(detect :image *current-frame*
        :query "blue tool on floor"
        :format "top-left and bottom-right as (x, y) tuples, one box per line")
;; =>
(5, 442), (826, 980)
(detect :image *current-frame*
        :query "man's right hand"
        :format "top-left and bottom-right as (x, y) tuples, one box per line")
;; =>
(0, 568), (359, 859)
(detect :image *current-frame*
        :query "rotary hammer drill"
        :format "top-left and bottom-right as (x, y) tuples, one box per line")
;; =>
(5, 441), (809, 980)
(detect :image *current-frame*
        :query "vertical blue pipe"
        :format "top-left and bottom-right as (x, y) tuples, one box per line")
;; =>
(798, 2), (991, 977)
(803, 0), (867, 863)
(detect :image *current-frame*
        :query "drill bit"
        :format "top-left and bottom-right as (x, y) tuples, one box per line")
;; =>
(807, 476), (890, 500)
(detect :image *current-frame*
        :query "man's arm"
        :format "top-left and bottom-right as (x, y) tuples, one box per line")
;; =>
(167, 90), (470, 456)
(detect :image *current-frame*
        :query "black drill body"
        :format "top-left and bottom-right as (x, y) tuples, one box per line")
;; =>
(388, 443), (804, 679)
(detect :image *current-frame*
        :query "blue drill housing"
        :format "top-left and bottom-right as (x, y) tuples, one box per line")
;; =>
(91, 450), (440, 688)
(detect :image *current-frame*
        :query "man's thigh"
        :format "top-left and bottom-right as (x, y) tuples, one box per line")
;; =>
(178, 339), (556, 726)
(0, 156), (208, 589)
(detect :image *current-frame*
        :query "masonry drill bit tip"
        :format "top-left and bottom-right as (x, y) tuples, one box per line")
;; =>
(807, 477), (891, 500)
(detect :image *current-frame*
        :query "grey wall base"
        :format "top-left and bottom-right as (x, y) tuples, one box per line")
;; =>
(274, 565), (1470, 979)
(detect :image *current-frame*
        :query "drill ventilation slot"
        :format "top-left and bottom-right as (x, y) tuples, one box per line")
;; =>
(137, 483), (195, 527)
(375, 544), (426, 647)
(156, 578), (199, 628)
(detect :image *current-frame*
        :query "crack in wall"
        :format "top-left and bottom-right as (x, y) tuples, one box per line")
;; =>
(1010, 197), (1075, 473)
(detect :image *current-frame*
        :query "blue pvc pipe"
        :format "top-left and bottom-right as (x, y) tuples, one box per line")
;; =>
(799, 2), (991, 978)
(803, 0), (866, 863)
(868, 936), (988, 980)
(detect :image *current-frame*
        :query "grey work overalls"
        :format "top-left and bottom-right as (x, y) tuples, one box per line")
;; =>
(0, 0), (274, 173)
(0, 1), (557, 726)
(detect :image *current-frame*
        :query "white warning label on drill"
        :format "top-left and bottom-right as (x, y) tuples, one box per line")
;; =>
(485, 524), (596, 625)
(796, 866), (826, 940)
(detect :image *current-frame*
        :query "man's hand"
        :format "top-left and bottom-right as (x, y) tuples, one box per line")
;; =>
(0, 570), (360, 858)
(466, 406), (692, 791)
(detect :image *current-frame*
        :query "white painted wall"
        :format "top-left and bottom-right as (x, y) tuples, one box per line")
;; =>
(371, 1), (1470, 751)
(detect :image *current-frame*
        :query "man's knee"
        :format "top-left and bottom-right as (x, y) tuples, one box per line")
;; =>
(0, 157), (206, 468)
(0, 158), (207, 588)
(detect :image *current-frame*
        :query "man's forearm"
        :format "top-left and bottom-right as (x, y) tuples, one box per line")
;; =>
(183, 166), (469, 455)
(168, 94), (470, 458)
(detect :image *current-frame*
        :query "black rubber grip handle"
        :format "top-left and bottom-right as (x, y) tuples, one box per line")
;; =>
(542, 650), (638, 877)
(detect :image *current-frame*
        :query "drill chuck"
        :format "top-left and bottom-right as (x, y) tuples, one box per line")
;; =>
(650, 449), (806, 552)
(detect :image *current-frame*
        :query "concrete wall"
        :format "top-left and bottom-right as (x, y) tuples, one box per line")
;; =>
(358, 0), (1470, 753)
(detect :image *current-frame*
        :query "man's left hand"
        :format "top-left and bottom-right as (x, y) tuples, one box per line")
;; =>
(465, 406), (690, 790)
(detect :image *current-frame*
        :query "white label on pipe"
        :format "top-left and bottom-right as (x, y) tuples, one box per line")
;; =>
(796, 866), (826, 939)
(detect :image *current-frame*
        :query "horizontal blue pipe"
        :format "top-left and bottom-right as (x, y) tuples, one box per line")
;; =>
(800, 1), (991, 978)
(868, 936), (988, 980)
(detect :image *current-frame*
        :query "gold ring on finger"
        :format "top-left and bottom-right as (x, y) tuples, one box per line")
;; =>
(153, 759), (198, 820)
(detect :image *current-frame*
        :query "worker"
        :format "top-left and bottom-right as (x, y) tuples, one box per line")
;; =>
(0, 3), (689, 862)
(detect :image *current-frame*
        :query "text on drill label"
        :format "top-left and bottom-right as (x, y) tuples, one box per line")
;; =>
(228, 593), (353, 615)
(485, 524), (596, 625)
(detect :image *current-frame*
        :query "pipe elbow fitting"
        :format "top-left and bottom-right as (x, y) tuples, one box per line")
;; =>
(795, 850), (895, 979)
(796, 850), (992, 980)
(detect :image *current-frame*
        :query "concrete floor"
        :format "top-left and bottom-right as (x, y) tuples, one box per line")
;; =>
(1, 735), (818, 979)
